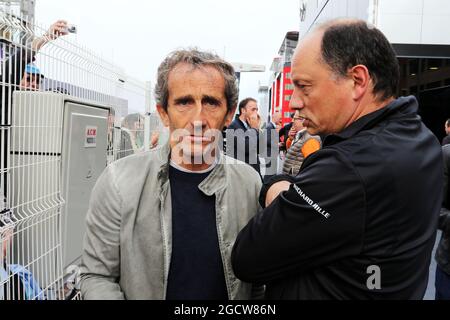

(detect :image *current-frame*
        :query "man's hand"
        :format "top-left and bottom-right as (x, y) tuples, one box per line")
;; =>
(259, 174), (296, 208)
(32, 20), (69, 51)
(247, 114), (261, 129)
(265, 181), (291, 207)
(45, 20), (69, 40)
(2, 227), (13, 260)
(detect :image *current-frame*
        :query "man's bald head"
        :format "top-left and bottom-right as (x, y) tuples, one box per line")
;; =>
(307, 18), (400, 102)
(289, 18), (400, 135)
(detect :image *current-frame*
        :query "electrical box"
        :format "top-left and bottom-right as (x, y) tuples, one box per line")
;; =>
(61, 101), (109, 267)
(9, 91), (111, 289)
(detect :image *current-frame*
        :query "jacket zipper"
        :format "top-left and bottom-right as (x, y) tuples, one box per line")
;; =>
(215, 198), (232, 300)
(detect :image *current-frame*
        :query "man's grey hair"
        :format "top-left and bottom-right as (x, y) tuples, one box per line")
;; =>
(154, 48), (238, 112)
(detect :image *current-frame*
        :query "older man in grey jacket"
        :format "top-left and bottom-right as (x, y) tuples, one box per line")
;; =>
(80, 49), (262, 300)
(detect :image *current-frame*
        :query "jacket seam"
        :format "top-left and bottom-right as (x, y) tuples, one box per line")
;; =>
(108, 163), (124, 288)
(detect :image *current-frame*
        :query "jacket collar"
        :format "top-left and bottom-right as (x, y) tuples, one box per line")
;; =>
(156, 141), (227, 196)
(232, 116), (249, 131)
(323, 96), (419, 146)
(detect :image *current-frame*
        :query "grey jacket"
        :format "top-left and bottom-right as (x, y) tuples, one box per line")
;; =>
(80, 142), (262, 300)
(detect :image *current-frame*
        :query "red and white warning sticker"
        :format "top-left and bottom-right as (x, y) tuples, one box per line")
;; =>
(85, 126), (97, 148)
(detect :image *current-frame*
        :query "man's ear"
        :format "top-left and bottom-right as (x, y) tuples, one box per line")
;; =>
(225, 105), (238, 127)
(156, 104), (170, 127)
(349, 65), (370, 101)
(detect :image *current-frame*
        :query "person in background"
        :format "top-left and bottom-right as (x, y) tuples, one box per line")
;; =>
(435, 144), (450, 300)
(0, 20), (68, 100)
(0, 20), (69, 242)
(282, 110), (321, 176)
(1, 214), (44, 300)
(119, 113), (145, 158)
(278, 114), (294, 153)
(285, 124), (298, 150)
(1, 218), (23, 300)
(262, 112), (282, 179)
(442, 119), (450, 146)
(266, 112), (282, 131)
(228, 98), (260, 132)
(226, 98), (262, 175)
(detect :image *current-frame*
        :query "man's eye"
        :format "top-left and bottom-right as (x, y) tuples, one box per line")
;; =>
(176, 99), (192, 106)
(203, 98), (221, 106)
(295, 82), (310, 92)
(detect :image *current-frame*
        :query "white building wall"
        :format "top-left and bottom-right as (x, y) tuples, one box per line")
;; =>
(377, 0), (450, 45)
(299, 0), (450, 45)
(299, 0), (370, 39)
(422, 0), (450, 44)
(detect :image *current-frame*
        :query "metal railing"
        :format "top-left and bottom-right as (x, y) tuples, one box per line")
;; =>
(0, 6), (157, 300)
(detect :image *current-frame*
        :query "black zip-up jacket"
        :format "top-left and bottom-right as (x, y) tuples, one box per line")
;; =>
(436, 145), (450, 274)
(232, 96), (443, 299)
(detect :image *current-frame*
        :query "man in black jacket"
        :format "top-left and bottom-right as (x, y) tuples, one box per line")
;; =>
(263, 112), (282, 178)
(436, 145), (450, 299)
(226, 98), (262, 175)
(278, 116), (293, 153)
(231, 18), (443, 299)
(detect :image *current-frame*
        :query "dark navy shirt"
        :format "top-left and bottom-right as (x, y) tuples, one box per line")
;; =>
(166, 164), (228, 300)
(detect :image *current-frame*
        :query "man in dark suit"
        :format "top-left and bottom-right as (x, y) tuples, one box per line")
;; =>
(263, 112), (282, 178)
(226, 98), (261, 175)
(266, 112), (282, 130)
(228, 98), (260, 131)
(436, 144), (450, 299)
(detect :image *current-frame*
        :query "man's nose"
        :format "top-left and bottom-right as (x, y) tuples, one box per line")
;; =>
(289, 92), (304, 110)
(191, 105), (207, 128)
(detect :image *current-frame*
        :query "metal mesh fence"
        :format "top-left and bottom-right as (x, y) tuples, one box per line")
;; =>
(0, 6), (157, 300)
